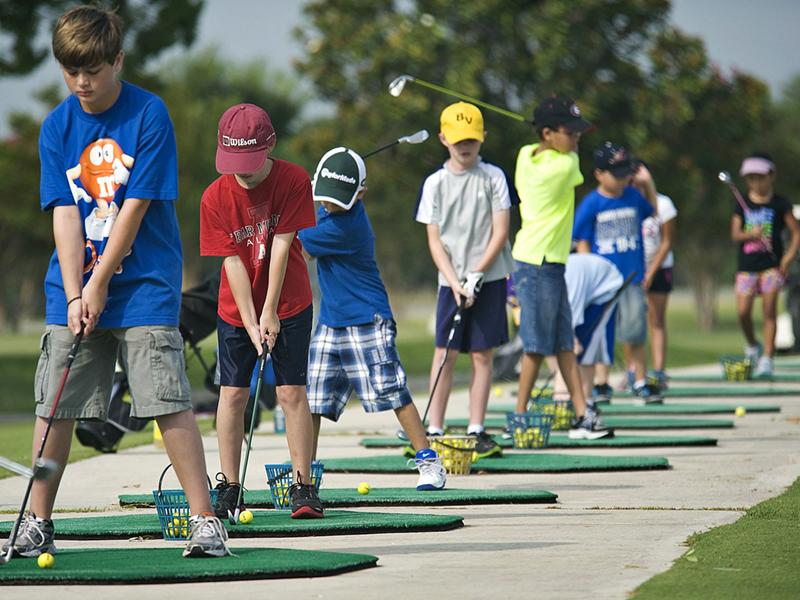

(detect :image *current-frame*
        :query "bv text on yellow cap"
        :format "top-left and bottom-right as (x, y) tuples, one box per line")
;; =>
(440, 102), (485, 144)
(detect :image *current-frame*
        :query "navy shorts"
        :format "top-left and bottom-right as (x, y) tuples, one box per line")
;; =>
(435, 279), (508, 352)
(217, 305), (312, 387)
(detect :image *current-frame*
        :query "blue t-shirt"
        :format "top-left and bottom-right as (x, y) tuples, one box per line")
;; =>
(572, 186), (653, 283)
(40, 81), (182, 327)
(298, 201), (393, 327)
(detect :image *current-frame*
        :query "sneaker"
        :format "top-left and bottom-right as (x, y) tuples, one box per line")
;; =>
(753, 356), (774, 378)
(289, 473), (324, 519)
(414, 449), (447, 491)
(633, 382), (664, 405)
(744, 342), (763, 362)
(649, 370), (669, 392)
(470, 430), (503, 460)
(2, 513), (56, 558)
(568, 414), (614, 440)
(183, 515), (231, 558)
(212, 473), (244, 519)
(592, 383), (613, 405)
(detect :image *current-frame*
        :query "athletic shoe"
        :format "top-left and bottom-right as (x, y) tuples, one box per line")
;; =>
(414, 448), (447, 491)
(289, 475), (324, 519)
(568, 414), (614, 440)
(633, 382), (664, 405)
(2, 513), (56, 557)
(744, 342), (763, 362)
(753, 356), (774, 379)
(649, 370), (669, 392)
(183, 515), (231, 558)
(592, 383), (613, 405)
(470, 431), (503, 460)
(212, 473), (244, 519)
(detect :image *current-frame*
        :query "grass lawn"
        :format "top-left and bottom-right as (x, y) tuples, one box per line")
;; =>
(0, 417), (214, 481)
(632, 477), (800, 599)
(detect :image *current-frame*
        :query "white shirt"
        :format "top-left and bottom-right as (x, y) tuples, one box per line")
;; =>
(642, 193), (677, 269)
(565, 254), (624, 327)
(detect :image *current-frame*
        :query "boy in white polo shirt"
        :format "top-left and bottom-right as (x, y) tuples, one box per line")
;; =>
(415, 102), (515, 459)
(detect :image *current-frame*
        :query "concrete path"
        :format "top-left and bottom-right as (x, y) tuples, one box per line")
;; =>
(1, 362), (799, 599)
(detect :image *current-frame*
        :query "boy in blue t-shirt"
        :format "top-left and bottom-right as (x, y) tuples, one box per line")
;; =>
(298, 147), (446, 491)
(3, 6), (228, 560)
(573, 142), (661, 404)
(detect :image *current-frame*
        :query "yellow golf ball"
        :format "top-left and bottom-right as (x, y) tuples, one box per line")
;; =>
(239, 509), (254, 524)
(493, 386), (503, 397)
(735, 406), (747, 417)
(357, 482), (371, 495)
(37, 552), (55, 569)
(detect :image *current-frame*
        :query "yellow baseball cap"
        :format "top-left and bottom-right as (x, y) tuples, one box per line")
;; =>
(440, 102), (485, 144)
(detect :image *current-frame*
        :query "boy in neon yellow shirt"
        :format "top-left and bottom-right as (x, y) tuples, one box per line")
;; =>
(512, 96), (612, 439)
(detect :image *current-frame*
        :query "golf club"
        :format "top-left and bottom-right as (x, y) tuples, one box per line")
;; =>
(397, 295), (468, 441)
(229, 344), (268, 526)
(2, 326), (84, 565)
(389, 74), (531, 123)
(362, 129), (430, 158)
(0, 457), (58, 481)
(718, 170), (776, 260)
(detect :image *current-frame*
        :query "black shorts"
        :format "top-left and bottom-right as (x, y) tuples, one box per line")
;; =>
(217, 305), (312, 387)
(649, 268), (673, 293)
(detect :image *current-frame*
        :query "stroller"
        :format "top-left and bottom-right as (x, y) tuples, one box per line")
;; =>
(75, 271), (272, 453)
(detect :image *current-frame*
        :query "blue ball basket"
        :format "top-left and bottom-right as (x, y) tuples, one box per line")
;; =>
(152, 463), (217, 541)
(505, 412), (555, 449)
(264, 461), (324, 510)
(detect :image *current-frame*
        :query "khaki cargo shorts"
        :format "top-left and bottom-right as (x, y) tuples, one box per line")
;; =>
(34, 325), (192, 420)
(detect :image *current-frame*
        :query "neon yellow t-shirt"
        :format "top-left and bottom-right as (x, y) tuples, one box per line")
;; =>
(512, 144), (583, 265)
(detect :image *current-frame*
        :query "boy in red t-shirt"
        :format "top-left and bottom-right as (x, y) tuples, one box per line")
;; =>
(200, 103), (321, 518)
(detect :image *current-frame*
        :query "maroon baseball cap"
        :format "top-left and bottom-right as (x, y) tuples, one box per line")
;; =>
(215, 103), (277, 174)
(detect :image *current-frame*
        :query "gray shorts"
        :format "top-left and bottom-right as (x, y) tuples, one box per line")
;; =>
(34, 325), (192, 420)
(616, 285), (647, 345)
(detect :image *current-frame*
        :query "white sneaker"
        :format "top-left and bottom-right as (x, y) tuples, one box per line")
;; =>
(744, 343), (762, 362)
(183, 515), (231, 558)
(753, 356), (773, 378)
(413, 449), (446, 491)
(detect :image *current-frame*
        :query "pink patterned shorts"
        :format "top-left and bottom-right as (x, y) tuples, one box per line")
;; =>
(735, 268), (784, 296)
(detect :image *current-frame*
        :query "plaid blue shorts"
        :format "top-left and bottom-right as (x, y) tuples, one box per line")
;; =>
(307, 316), (413, 421)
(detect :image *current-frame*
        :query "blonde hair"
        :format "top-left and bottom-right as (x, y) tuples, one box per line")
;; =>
(52, 5), (123, 68)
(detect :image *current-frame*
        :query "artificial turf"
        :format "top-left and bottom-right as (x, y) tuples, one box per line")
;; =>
(632, 476), (800, 599)
(0, 547), (378, 585)
(613, 386), (797, 398)
(0, 509), (464, 539)
(359, 434), (718, 450)
(446, 417), (734, 430)
(319, 453), (669, 474)
(119, 487), (558, 508)
(486, 403), (779, 415)
(669, 373), (800, 383)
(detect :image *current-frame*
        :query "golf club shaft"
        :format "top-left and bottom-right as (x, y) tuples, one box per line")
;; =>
(234, 346), (268, 515)
(722, 180), (777, 259)
(362, 139), (399, 158)
(421, 297), (466, 426)
(4, 327), (84, 564)
(412, 78), (528, 122)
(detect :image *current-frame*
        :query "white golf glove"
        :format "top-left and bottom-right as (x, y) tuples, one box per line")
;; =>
(462, 271), (484, 299)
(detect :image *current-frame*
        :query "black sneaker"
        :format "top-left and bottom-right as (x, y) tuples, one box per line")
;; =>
(289, 473), (324, 519)
(568, 414), (614, 440)
(212, 473), (244, 519)
(633, 382), (664, 405)
(470, 431), (503, 460)
(592, 383), (613, 404)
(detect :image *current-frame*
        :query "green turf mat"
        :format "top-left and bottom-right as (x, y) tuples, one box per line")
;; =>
(0, 547), (377, 585)
(0, 509), (463, 540)
(119, 487), (558, 508)
(320, 453), (669, 473)
(447, 417), (734, 430)
(359, 433), (718, 450)
(669, 373), (800, 383)
(614, 386), (797, 398)
(486, 403), (779, 415)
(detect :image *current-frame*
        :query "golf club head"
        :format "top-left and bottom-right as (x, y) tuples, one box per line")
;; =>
(388, 75), (414, 97)
(396, 428), (409, 441)
(228, 508), (240, 526)
(32, 458), (58, 481)
(398, 129), (430, 145)
(718, 170), (733, 184)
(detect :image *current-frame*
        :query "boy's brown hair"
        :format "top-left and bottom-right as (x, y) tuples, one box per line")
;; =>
(52, 5), (123, 68)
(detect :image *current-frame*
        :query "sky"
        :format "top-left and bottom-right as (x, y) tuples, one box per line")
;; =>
(0, 0), (798, 136)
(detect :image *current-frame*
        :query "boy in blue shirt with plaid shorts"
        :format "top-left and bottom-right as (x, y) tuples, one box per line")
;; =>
(299, 148), (446, 490)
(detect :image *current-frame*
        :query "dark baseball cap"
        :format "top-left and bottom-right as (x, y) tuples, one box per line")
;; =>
(533, 95), (593, 132)
(593, 141), (637, 177)
(216, 103), (277, 175)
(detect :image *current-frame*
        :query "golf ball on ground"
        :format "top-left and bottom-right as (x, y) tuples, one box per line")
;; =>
(357, 482), (371, 494)
(37, 552), (55, 568)
(239, 509), (254, 524)
(735, 406), (746, 417)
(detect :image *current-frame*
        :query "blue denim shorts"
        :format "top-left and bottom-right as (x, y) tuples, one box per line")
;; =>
(616, 284), (647, 345)
(514, 260), (573, 355)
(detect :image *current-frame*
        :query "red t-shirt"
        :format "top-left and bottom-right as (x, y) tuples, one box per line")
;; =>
(200, 159), (316, 327)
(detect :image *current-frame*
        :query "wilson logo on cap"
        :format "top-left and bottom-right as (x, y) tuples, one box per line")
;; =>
(221, 135), (259, 147)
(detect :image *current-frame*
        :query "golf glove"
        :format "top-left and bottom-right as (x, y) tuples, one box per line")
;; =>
(463, 271), (484, 299)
